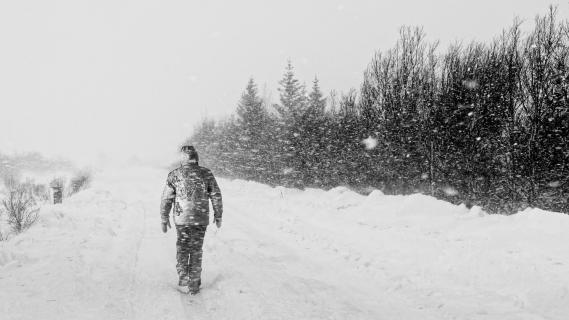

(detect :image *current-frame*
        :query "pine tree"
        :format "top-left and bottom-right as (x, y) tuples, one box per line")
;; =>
(274, 60), (308, 187)
(306, 77), (326, 120)
(235, 78), (270, 180)
(276, 60), (307, 122)
(237, 78), (267, 131)
(296, 77), (328, 186)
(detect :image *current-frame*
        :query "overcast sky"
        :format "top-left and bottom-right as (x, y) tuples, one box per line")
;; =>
(0, 0), (566, 166)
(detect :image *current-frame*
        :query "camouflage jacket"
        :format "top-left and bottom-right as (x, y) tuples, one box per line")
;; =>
(160, 161), (223, 226)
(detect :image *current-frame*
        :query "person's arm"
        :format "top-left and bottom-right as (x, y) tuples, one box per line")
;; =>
(206, 170), (223, 226)
(160, 175), (175, 232)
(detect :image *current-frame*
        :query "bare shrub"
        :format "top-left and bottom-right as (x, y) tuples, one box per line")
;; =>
(2, 178), (39, 234)
(68, 170), (92, 196)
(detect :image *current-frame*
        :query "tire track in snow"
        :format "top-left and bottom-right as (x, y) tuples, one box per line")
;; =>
(126, 196), (192, 320)
(199, 199), (377, 319)
(211, 186), (446, 320)
(126, 201), (145, 320)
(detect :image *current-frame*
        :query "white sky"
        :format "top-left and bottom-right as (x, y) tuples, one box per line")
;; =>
(0, 0), (566, 166)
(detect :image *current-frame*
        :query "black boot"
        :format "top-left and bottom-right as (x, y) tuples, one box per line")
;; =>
(188, 279), (200, 295)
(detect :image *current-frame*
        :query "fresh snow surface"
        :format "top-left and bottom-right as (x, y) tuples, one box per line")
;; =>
(1, 166), (568, 320)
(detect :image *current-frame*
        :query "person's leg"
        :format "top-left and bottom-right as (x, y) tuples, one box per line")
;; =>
(176, 225), (191, 285)
(188, 225), (207, 292)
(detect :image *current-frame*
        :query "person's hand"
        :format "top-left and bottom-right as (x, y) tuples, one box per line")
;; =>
(215, 218), (222, 229)
(161, 220), (171, 233)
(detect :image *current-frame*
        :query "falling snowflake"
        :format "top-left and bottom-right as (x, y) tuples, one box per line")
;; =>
(362, 136), (378, 150)
(548, 181), (561, 188)
(443, 186), (459, 196)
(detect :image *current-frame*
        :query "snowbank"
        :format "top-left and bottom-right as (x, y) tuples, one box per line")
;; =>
(220, 177), (569, 319)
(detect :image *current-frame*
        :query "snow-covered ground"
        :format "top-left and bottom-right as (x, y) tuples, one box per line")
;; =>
(1, 166), (568, 320)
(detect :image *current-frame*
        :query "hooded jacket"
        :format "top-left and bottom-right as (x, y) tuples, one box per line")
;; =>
(160, 161), (223, 226)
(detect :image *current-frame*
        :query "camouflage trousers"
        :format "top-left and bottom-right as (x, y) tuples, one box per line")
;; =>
(176, 225), (207, 282)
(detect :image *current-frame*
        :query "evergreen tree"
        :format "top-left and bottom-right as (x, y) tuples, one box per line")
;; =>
(235, 78), (270, 180)
(297, 77), (328, 186)
(276, 60), (307, 122)
(274, 60), (308, 187)
(306, 77), (326, 119)
(237, 78), (267, 130)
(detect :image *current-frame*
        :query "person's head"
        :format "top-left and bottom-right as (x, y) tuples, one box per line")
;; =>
(179, 144), (199, 163)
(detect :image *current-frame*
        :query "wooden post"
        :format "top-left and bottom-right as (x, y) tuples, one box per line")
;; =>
(52, 186), (62, 204)
(50, 179), (64, 204)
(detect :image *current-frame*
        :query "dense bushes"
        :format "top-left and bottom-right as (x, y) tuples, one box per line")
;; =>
(189, 7), (568, 214)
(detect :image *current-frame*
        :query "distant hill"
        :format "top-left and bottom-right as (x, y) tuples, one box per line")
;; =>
(0, 152), (74, 176)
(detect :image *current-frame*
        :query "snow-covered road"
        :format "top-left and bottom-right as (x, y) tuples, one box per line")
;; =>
(1, 166), (569, 319)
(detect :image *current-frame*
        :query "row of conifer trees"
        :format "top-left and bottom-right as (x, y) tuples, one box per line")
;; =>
(190, 7), (568, 214)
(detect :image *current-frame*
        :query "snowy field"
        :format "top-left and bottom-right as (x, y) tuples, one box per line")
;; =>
(1, 166), (568, 320)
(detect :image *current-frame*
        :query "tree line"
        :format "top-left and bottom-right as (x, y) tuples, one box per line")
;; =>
(189, 7), (568, 214)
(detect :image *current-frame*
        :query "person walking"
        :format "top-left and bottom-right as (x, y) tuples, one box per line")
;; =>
(160, 144), (223, 295)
